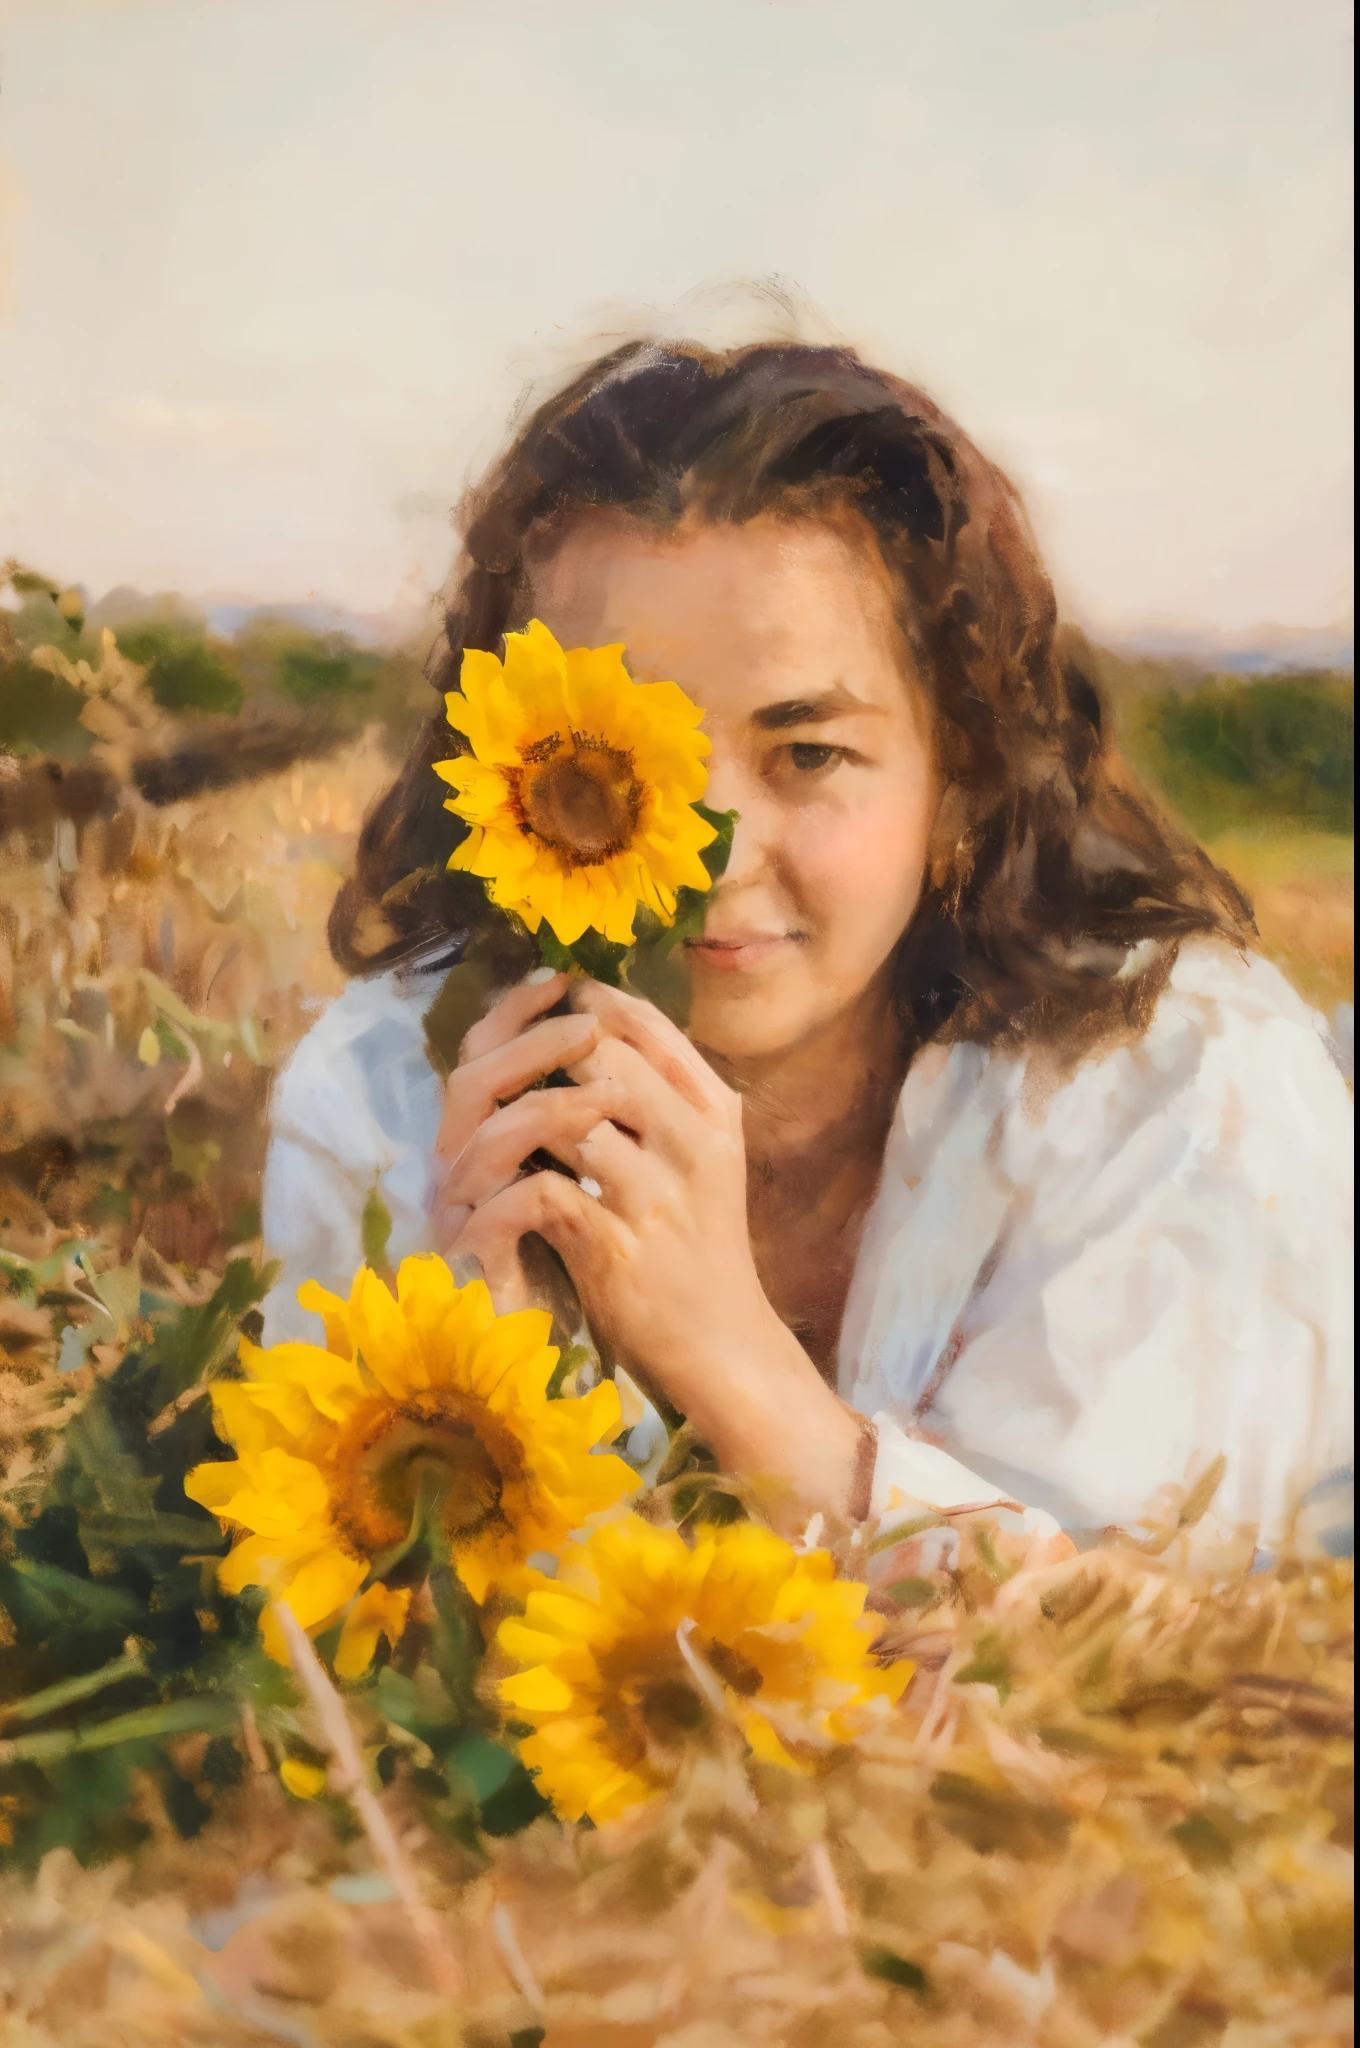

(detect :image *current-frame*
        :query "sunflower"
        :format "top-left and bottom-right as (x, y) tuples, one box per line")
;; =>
(185, 1256), (638, 1666)
(497, 1516), (912, 1825)
(433, 620), (717, 946)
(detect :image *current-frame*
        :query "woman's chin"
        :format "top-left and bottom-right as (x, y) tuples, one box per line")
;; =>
(686, 954), (820, 1060)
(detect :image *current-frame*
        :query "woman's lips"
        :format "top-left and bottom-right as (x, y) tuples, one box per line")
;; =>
(684, 932), (795, 972)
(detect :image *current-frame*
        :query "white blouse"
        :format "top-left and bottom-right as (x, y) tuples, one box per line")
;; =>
(259, 941), (1353, 1554)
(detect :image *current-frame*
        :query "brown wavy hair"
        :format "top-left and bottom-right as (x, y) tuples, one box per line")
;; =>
(330, 339), (1253, 1057)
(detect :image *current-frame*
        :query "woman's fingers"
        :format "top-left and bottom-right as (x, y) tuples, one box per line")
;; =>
(564, 1035), (713, 1171)
(435, 1009), (599, 1162)
(441, 1085), (616, 1207)
(443, 1218), (532, 1315)
(428, 1177), (472, 1256)
(568, 977), (733, 1119)
(451, 1168), (623, 1300)
(459, 970), (571, 1066)
(575, 1115), (670, 1223)
(441, 1081), (674, 1225)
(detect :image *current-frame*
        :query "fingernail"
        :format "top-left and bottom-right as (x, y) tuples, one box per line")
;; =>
(524, 965), (560, 986)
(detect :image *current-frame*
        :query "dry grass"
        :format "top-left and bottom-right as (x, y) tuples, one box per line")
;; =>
(0, 1520), (1351, 2047)
(1207, 832), (1354, 1015)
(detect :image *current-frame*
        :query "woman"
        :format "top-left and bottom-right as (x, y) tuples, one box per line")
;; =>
(261, 339), (1352, 1554)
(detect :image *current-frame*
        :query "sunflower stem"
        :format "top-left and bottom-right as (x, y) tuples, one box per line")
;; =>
(0, 1694), (237, 1765)
(273, 1601), (461, 2000)
(0, 1647), (146, 1726)
(427, 1553), (484, 1726)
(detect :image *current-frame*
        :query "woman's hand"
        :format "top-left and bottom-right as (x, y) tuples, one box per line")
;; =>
(430, 970), (599, 1259)
(432, 973), (864, 1524)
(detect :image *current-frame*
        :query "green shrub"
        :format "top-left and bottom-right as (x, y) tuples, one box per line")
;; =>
(1126, 672), (1353, 836)
(276, 640), (382, 704)
(0, 658), (92, 759)
(114, 625), (244, 717)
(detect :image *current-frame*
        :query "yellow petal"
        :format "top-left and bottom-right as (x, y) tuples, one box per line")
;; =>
(273, 1544), (369, 1632)
(184, 1457), (250, 1513)
(210, 1380), (313, 1454)
(294, 1279), (356, 1359)
(239, 1337), (364, 1422)
(497, 1616), (570, 1667)
(499, 1665), (575, 1715)
(743, 1710), (804, 1771)
(473, 1309), (556, 1406)
(195, 1446), (331, 1537)
(216, 1529), (318, 1598)
(455, 1547), (493, 1605)
(280, 1758), (328, 1799)
(334, 1582), (413, 1680)
(346, 1265), (420, 1396)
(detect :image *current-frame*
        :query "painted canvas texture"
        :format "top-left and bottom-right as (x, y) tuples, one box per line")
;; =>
(0, 3), (1352, 2043)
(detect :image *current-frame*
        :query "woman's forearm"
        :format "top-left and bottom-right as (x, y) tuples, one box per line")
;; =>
(677, 1315), (865, 1528)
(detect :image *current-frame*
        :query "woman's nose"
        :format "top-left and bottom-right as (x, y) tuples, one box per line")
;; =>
(702, 750), (744, 820)
(702, 758), (774, 890)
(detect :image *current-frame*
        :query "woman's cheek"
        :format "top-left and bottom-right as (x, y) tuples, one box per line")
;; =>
(788, 796), (928, 944)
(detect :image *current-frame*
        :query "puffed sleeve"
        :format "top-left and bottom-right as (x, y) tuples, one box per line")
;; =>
(259, 972), (443, 1343)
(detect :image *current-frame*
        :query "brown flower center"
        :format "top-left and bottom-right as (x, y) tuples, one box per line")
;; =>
(704, 1638), (764, 1697)
(595, 1641), (706, 1782)
(515, 732), (642, 868)
(594, 1631), (762, 1786)
(330, 1398), (515, 1556)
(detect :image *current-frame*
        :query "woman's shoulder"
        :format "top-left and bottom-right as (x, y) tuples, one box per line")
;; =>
(1037, 938), (1345, 1097)
(1155, 936), (1345, 1050)
(1134, 939), (1350, 1122)
(992, 938), (1352, 1207)
(270, 960), (446, 1168)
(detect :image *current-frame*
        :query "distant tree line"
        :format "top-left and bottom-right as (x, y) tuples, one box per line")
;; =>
(1124, 673), (1353, 837)
(0, 562), (430, 766)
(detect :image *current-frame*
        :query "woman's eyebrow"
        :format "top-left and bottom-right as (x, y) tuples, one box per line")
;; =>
(750, 685), (887, 730)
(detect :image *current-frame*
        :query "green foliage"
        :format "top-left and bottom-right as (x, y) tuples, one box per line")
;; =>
(115, 622), (245, 716)
(953, 1631), (1014, 1702)
(373, 1666), (548, 1843)
(862, 1947), (929, 1994)
(276, 640), (382, 704)
(0, 560), (426, 756)
(1125, 672), (1354, 836)
(2, 581), (85, 662)
(0, 1259), (277, 1867)
(230, 617), (429, 737)
(0, 566), (93, 756)
(360, 1184), (394, 1272)
(0, 655), (92, 759)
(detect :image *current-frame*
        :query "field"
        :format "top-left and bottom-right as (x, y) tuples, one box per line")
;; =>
(1200, 830), (1352, 1017)
(0, 587), (1353, 2045)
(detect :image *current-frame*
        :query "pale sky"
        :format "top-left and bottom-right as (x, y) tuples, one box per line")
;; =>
(0, 0), (1352, 643)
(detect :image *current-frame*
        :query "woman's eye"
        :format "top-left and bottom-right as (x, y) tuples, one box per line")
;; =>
(786, 742), (843, 775)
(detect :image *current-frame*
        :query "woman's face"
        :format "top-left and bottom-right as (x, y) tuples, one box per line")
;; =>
(530, 513), (939, 1062)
